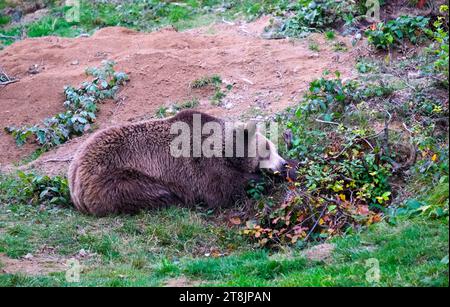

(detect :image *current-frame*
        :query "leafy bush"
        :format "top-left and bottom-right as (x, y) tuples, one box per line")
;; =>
(298, 71), (393, 121)
(0, 13), (11, 26)
(0, 172), (70, 207)
(247, 180), (266, 201)
(243, 73), (394, 246)
(365, 16), (430, 50)
(5, 61), (129, 148)
(282, 0), (359, 37)
(244, 127), (392, 246)
(396, 174), (449, 220)
(427, 5), (449, 88)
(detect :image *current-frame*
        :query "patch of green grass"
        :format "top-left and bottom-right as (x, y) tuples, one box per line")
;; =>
(325, 30), (335, 40)
(0, 14), (11, 26)
(15, 148), (46, 166)
(0, 168), (448, 287)
(0, 230), (33, 258)
(332, 41), (348, 52)
(191, 75), (229, 105)
(183, 250), (308, 281)
(0, 0), (8, 10)
(155, 98), (199, 118)
(308, 40), (320, 52)
(1, 0), (289, 47)
(0, 172), (251, 283)
(191, 75), (222, 89)
(0, 26), (21, 48)
(155, 106), (169, 119)
(176, 218), (448, 286)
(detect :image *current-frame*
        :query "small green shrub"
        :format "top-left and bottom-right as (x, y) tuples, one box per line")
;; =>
(5, 61), (129, 148)
(324, 30), (335, 40)
(244, 72), (394, 246)
(308, 40), (320, 52)
(4, 172), (71, 207)
(191, 75), (222, 89)
(427, 5), (449, 88)
(299, 71), (352, 115)
(298, 71), (393, 121)
(282, 0), (359, 37)
(247, 180), (266, 201)
(365, 15), (430, 50)
(356, 60), (377, 74)
(0, 14), (11, 26)
(191, 75), (229, 105)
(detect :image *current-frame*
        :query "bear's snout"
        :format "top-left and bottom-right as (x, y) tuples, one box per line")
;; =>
(282, 159), (300, 182)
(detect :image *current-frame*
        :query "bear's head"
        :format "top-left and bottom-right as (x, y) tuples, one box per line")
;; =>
(168, 110), (288, 175)
(227, 122), (287, 175)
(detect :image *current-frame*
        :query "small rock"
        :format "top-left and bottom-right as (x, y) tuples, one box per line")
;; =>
(223, 102), (234, 110)
(24, 253), (34, 260)
(71, 60), (79, 65)
(27, 64), (40, 75)
(78, 249), (88, 257)
(83, 124), (91, 133)
(408, 71), (421, 79)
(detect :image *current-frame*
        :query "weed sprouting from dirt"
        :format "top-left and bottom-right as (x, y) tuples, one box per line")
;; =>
(155, 98), (200, 118)
(191, 75), (222, 89)
(190, 75), (230, 106)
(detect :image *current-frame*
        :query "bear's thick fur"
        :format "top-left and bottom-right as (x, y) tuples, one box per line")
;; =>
(68, 110), (286, 216)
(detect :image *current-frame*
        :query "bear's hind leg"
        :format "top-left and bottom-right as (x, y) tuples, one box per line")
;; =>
(88, 169), (181, 216)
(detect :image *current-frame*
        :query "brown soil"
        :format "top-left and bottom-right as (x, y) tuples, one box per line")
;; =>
(164, 276), (204, 287)
(0, 253), (67, 276)
(301, 243), (335, 262)
(0, 17), (358, 175)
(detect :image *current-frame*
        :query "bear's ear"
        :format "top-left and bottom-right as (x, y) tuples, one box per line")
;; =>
(243, 120), (257, 139)
(232, 121), (257, 140)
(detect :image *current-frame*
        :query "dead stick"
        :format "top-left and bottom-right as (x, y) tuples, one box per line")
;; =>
(0, 79), (19, 86)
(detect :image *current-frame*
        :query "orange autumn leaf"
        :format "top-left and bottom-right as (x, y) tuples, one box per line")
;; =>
(373, 214), (382, 223)
(357, 205), (370, 216)
(432, 154), (438, 162)
(229, 217), (242, 225)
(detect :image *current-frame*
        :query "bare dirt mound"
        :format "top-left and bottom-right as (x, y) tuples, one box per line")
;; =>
(0, 17), (358, 175)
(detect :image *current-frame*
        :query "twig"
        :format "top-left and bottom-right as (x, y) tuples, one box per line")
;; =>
(283, 129), (293, 151)
(304, 206), (327, 241)
(0, 66), (19, 86)
(328, 136), (357, 160)
(0, 34), (19, 40)
(315, 117), (340, 125)
(222, 18), (235, 26)
(402, 122), (414, 135)
(42, 157), (73, 163)
(0, 79), (19, 86)
(382, 110), (392, 156)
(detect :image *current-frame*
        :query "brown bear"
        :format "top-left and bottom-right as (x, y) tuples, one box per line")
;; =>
(68, 110), (287, 216)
